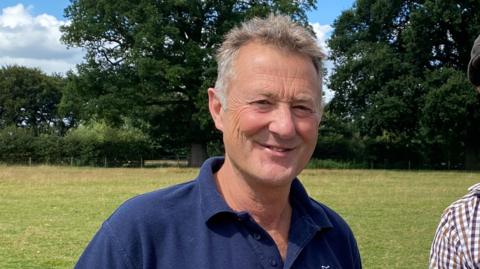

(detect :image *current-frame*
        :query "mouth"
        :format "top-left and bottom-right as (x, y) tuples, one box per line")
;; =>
(261, 144), (295, 153)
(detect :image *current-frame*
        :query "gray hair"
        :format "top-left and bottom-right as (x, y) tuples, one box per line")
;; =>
(214, 14), (326, 107)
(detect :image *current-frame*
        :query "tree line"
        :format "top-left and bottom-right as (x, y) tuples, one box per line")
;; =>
(1, 0), (479, 169)
(0, 66), (153, 166)
(326, 0), (480, 170)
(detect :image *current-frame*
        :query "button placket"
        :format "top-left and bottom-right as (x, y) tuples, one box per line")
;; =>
(242, 216), (284, 269)
(269, 258), (278, 267)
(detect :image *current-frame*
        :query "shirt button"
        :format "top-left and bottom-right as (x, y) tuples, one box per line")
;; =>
(269, 259), (278, 267)
(253, 233), (261, 240)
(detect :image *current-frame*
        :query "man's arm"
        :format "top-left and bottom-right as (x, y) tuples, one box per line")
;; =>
(429, 209), (463, 268)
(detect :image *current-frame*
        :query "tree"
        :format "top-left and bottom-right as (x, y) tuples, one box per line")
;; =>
(0, 66), (66, 135)
(315, 108), (365, 162)
(421, 68), (480, 169)
(328, 0), (480, 169)
(60, 0), (315, 166)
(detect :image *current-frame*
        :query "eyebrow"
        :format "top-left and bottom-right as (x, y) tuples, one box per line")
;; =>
(292, 95), (316, 103)
(253, 91), (316, 102)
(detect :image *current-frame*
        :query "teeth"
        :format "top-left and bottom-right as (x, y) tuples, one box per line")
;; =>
(268, 146), (288, 152)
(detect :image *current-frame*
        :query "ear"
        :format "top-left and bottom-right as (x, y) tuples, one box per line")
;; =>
(208, 88), (224, 132)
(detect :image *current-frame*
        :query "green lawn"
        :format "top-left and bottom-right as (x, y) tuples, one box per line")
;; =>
(0, 166), (478, 268)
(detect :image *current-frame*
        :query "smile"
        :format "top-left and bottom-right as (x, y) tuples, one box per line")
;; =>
(261, 144), (294, 152)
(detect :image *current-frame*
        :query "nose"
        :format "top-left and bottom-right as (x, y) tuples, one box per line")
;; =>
(268, 104), (296, 139)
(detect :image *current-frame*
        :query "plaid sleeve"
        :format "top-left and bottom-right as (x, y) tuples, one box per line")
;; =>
(429, 185), (480, 269)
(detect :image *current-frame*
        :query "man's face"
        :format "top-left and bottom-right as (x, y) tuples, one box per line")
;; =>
(209, 42), (322, 188)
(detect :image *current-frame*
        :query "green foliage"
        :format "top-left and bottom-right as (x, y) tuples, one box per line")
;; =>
(63, 120), (152, 166)
(0, 126), (35, 160)
(33, 134), (65, 164)
(422, 69), (477, 140)
(316, 109), (365, 161)
(421, 68), (480, 168)
(327, 0), (480, 169)
(60, 0), (316, 162)
(0, 66), (66, 134)
(0, 122), (153, 166)
(364, 132), (423, 169)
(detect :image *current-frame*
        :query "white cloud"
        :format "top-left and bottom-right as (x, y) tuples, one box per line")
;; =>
(0, 4), (84, 75)
(311, 22), (333, 55)
(310, 22), (335, 102)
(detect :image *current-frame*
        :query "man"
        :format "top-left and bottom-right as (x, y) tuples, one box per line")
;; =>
(75, 15), (361, 269)
(429, 35), (480, 268)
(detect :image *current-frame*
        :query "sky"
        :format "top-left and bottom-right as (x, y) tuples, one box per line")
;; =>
(0, 0), (355, 100)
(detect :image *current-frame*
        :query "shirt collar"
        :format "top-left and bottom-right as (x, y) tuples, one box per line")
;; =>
(197, 156), (333, 230)
(198, 157), (236, 223)
(290, 178), (333, 230)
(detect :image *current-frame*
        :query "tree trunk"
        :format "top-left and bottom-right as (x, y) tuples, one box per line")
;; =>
(465, 146), (480, 170)
(188, 143), (207, 167)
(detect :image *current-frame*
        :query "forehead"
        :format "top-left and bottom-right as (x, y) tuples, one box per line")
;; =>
(230, 42), (321, 99)
(234, 42), (318, 74)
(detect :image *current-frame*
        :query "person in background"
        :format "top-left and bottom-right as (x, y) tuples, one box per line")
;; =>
(74, 15), (362, 269)
(468, 35), (480, 92)
(429, 35), (480, 268)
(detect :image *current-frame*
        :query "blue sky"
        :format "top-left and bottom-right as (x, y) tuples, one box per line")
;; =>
(0, 0), (355, 22)
(0, 0), (355, 87)
(0, 0), (70, 19)
(308, 0), (355, 25)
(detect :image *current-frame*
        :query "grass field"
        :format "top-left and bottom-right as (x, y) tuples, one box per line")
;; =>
(0, 165), (478, 268)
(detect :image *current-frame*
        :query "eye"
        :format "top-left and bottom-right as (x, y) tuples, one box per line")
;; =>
(293, 105), (312, 111)
(250, 99), (273, 110)
(252, 99), (271, 105)
(292, 104), (315, 117)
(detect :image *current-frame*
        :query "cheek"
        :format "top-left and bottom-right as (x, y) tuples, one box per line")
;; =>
(237, 110), (269, 137)
(296, 119), (319, 143)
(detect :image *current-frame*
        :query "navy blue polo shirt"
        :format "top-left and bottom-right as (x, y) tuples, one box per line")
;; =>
(75, 157), (361, 269)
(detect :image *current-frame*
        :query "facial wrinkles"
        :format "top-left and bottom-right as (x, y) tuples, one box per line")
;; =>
(252, 67), (320, 108)
(225, 84), (319, 143)
(224, 43), (321, 148)
(224, 93), (250, 143)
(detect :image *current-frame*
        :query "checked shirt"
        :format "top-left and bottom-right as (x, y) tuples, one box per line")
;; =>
(429, 183), (480, 269)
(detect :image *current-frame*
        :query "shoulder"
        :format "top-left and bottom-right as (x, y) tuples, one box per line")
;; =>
(102, 157), (224, 234)
(444, 183), (480, 214)
(107, 179), (199, 227)
(468, 183), (480, 195)
(96, 180), (202, 262)
(75, 181), (202, 269)
(430, 183), (480, 267)
(433, 183), (480, 241)
(76, 158), (225, 268)
(440, 184), (480, 226)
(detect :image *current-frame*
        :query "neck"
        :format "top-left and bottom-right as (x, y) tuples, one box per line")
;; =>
(215, 158), (292, 224)
(215, 157), (292, 260)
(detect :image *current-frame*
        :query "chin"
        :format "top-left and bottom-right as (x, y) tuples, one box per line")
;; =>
(255, 163), (299, 186)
